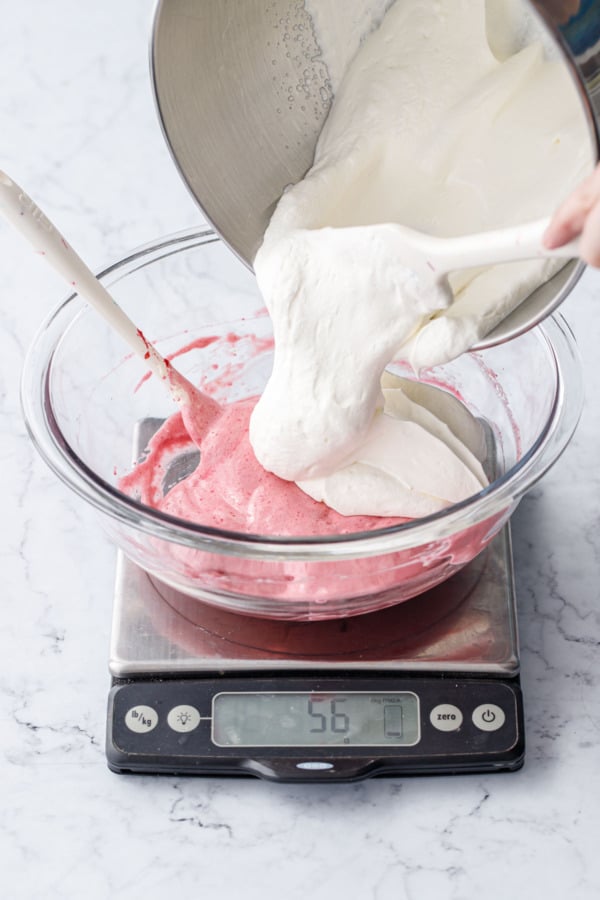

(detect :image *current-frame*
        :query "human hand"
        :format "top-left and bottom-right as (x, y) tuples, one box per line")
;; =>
(532, 0), (580, 25)
(544, 165), (600, 267)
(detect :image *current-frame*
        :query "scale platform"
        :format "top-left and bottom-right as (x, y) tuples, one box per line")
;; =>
(107, 525), (524, 781)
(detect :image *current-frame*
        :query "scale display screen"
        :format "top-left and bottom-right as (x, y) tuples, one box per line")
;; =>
(212, 691), (420, 748)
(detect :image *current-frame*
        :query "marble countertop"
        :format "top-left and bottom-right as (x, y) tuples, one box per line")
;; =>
(2, 2), (600, 898)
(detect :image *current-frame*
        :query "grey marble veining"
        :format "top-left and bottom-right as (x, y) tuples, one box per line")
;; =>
(2, 1), (600, 898)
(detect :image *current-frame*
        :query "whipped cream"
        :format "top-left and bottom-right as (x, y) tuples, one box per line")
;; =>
(303, 0), (393, 93)
(250, 0), (593, 516)
(298, 380), (488, 518)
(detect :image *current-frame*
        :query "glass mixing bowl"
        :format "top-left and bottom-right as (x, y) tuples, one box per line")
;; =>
(21, 229), (583, 620)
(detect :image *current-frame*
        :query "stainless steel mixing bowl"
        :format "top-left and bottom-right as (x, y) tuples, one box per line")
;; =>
(150, 0), (600, 349)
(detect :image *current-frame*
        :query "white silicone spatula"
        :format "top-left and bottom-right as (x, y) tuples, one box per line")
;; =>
(0, 170), (220, 444)
(388, 217), (581, 305)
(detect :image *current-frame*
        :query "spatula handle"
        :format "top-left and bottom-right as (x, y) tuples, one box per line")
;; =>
(0, 170), (169, 380)
(437, 217), (580, 273)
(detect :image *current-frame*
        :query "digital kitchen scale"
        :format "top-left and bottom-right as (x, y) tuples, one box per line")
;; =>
(106, 524), (524, 781)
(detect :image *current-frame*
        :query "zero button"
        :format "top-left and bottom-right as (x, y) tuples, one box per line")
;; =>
(430, 703), (463, 732)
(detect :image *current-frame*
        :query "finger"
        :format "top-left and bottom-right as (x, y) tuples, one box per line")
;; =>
(544, 187), (591, 247)
(578, 196), (600, 266)
(543, 213), (584, 249)
(544, 168), (600, 248)
(533, 0), (580, 25)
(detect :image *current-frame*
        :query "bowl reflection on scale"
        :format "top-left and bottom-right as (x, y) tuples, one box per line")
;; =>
(111, 527), (517, 674)
(148, 554), (495, 661)
(21, 230), (584, 622)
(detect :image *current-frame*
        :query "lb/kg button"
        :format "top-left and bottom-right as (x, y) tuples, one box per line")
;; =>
(430, 703), (463, 732)
(472, 703), (505, 732)
(124, 704), (158, 734)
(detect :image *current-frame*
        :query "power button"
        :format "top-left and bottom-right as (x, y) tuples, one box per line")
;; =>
(472, 704), (505, 732)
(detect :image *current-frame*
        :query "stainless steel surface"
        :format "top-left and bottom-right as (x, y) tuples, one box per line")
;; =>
(109, 526), (519, 676)
(548, 2), (600, 119)
(382, 372), (489, 463)
(151, 0), (329, 266)
(150, 0), (599, 350)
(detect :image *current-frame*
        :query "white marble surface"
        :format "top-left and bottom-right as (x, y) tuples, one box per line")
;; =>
(2, 2), (600, 898)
